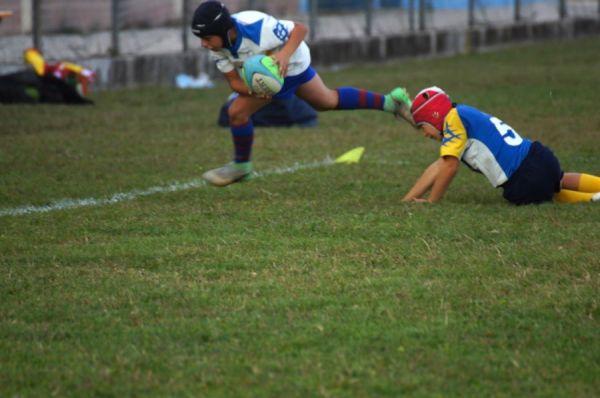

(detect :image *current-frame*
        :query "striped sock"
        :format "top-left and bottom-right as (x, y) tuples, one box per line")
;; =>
(231, 121), (254, 163)
(335, 87), (385, 110)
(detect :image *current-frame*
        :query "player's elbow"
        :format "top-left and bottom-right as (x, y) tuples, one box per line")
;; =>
(293, 22), (308, 38)
(442, 156), (460, 173)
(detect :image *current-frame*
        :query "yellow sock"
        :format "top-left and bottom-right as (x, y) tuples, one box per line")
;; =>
(554, 189), (595, 203)
(578, 173), (600, 193)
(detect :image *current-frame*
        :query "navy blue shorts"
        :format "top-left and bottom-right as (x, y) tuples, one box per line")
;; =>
(502, 141), (563, 205)
(273, 66), (317, 100)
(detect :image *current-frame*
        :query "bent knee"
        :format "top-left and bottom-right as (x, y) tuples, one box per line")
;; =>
(228, 106), (250, 125)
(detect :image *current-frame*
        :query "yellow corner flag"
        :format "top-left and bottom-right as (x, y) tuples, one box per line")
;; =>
(335, 147), (365, 164)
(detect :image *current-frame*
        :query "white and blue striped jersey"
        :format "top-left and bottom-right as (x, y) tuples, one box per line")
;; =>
(209, 11), (311, 77)
(440, 105), (532, 187)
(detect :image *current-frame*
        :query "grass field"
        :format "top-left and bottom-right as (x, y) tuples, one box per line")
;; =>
(1, 37), (599, 397)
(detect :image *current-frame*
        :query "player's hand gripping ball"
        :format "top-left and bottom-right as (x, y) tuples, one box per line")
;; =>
(241, 55), (284, 97)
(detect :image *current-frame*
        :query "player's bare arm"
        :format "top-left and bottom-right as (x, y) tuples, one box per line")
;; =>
(427, 156), (460, 202)
(402, 158), (442, 202)
(224, 70), (252, 96)
(272, 22), (308, 77)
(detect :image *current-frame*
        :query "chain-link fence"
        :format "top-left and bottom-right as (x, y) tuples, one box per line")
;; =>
(0, 0), (598, 67)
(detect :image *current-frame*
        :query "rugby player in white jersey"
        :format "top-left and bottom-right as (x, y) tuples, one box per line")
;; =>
(402, 87), (600, 204)
(191, 1), (414, 187)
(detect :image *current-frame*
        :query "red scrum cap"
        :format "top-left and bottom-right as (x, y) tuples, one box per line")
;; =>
(410, 86), (453, 132)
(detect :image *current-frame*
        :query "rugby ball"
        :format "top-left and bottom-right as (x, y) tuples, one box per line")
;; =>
(241, 55), (284, 96)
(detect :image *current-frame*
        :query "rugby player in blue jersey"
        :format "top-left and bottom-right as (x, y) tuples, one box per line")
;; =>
(403, 87), (600, 205)
(191, 1), (414, 187)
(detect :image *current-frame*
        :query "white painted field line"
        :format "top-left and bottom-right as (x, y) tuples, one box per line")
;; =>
(0, 157), (335, 217)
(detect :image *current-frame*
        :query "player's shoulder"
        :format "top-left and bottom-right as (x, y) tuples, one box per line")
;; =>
(453, 104), (493, 129)
(445, 107), (462, 127)
(443, 107), (467, 143)
(455, 104), (490, 120)
(232, 10), (272, 24)
(455, 103), (478, 115)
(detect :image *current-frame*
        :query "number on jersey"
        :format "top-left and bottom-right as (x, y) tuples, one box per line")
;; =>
(490, 117), (523, 146)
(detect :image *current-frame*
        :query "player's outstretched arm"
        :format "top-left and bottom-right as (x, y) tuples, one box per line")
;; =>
(402, 158), (442, 202)
(403, 156), (459, 203)
(427, 156), (460, 202)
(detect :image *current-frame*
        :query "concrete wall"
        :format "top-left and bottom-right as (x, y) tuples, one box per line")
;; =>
(0, 0), (302, 35)
(93, 17), (600, 89)
(309, 18), (600, 67)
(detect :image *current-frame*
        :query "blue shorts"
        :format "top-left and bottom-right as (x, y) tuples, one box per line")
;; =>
(273, 67), (317, 100)
(502, 141), (563, 205)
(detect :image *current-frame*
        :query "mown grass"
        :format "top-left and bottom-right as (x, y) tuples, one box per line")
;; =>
(1, 37), (599, 397)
